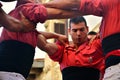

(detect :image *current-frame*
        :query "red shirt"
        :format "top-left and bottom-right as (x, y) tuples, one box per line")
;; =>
(80, 0), (120, 40)
(49, 39), (105, 75)
(0, 1), (47, 47)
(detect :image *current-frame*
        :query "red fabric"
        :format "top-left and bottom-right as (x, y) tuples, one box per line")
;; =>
(80, 0), (120, 57)
(80, 0), (120, 40)
(49, 39), (105, 76)
(0, 1), (47, 47)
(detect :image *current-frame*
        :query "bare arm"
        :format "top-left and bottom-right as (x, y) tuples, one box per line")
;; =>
(0, 7), (35, 32)
(0, 8), (22, 31)
(37, 34), (58, 55)
(39, 31), (68, 45)
(46, 7), (81, 19)
(43, 0), (81, 11)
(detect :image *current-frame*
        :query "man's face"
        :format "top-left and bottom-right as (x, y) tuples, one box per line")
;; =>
(69, 22), (88, 45)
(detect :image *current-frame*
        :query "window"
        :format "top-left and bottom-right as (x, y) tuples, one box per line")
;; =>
(54, 23), (65, 35)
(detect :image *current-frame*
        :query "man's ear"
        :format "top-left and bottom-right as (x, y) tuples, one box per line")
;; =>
(68, 28), (71, 34)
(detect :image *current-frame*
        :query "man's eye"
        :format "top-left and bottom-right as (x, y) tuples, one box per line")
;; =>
(72, 29), (77, 32)
(80, 28), (85, 32)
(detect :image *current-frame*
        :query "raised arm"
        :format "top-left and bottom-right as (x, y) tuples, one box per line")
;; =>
(37, 34), (58, 55)
(39, 31), (68, 44)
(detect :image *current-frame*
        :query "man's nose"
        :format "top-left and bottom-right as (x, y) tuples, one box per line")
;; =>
(76, 30), (81, 36)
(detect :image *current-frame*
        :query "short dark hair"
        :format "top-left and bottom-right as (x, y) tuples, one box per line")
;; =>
(69, 16), (87, 28)
(88, 31), (97, 35)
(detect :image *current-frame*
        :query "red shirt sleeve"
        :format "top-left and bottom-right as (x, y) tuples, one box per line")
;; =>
(17, 3), (48, 23)
(49, 41), (64, 63)
(80, 0), (104, 16)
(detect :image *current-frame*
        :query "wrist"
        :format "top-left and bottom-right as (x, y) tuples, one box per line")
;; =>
(53, 33), (61, 39)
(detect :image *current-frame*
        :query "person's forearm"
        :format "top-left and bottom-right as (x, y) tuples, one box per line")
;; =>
(0, 8), (24, 31)
(39, 31), (61, 39)
(39, 31), (68, 45)
(0, 7), (35, 32)
(43, 0), (80, 10)
(47, 8), (81, 19)
(0, 8), (12, 27)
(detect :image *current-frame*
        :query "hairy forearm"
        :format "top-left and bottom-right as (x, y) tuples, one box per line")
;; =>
(43, 0), (81, 10)
(0, 8), (24, 31)
(39, 31), (61, 39)
(0, 8), (8, 25)
(47, 8), (81, 19)
(0, 8), (35, 32)
(39, 31), (68, 45)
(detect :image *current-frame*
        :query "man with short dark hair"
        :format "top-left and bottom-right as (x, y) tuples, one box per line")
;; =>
(37, 16), (105, 80)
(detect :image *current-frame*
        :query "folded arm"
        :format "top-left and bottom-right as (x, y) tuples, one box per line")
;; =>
(39, 31), (68, 45)
(37, 31), (68, 55)
(37, 34), (58, 55)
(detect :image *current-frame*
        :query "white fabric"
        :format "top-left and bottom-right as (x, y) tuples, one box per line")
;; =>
(0, 71), (25, 80)
(103, 63), (120, 80)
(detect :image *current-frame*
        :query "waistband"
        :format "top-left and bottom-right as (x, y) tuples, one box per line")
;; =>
(105, 62), (120, 71)
(102, 33), (120, 55)
(0, 40), (35, 78)
(62, 66), (100, 80)
(105, 55), (120, 68)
